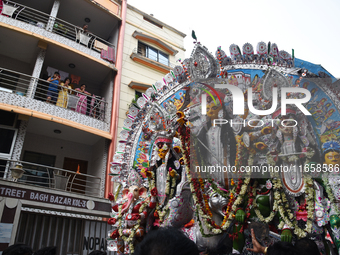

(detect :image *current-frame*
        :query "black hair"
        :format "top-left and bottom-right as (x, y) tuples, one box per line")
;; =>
(134, 227), (199, 255)
(208, 233), (233, 255)
(3, 244), (33, 255)
(64, 77), (71, 84)
(33, 246), (57, 255)
(54, 72), (60, 75)
(88, 251), (107, 255)
(267, 241), (296, 255)
(294, 238), (320, 255)
(197, 101), (236, 168)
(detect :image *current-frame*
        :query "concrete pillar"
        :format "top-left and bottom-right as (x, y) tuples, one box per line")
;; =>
(4, 119), (29, 180)
(46, 0), (61, 32)
(27, 47), (46, 98)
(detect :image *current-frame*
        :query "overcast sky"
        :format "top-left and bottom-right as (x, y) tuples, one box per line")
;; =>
(127, 0), (340, 79)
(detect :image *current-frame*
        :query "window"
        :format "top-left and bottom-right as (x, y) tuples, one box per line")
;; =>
(137, 42), (169, 66)
(0, 125), (17, 159)
(21, 151), (56, 187)
(135, 90), (143, 98)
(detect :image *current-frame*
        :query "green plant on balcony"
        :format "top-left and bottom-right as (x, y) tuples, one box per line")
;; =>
(126, 94), (140, 116)
(53, 23), (69, 35)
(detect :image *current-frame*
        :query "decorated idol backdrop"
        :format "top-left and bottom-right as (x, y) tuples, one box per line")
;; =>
(107, 39), (340, 255)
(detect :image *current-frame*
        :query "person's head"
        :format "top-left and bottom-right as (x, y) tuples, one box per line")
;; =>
(88, 251), (106, 255)
(134, 227), (199, 255)
(64, 77), (71, 85)
(83, 24), (88, 31)
(80, 84), (86, 90)
(53, 72), (60, 78)
(267, 241), (296, 255)
(3, 244), (33, 255)
(295, 238), (320, 255)
(34, 246), (57, 255)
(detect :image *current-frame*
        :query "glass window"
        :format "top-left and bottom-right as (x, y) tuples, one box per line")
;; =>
(148, 46), (158, 62)
(0, 110), (16, 126)
(0, 126), (17, 158)
(159, 51), (169, 66)
(137, 42), (169, 66)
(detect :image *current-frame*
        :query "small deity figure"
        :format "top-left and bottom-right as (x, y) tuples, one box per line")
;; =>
(149, 130), (181, 207)
(108, 169), (157, 254)
(321, 140), (340, 254)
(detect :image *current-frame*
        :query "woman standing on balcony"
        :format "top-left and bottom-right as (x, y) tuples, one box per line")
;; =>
(46, 72), (60, 104)
(56, 77), (72, 108)
(75, 84), (91, 114)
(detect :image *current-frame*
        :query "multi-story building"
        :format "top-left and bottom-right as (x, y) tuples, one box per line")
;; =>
(0, 0), (123, 254)
(108, 3), (186, 198)
(0, 0), (185, 254)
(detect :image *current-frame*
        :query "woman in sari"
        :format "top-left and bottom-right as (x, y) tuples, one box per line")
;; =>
(56, 77), (72, 108)
(75, 84), (91, 114)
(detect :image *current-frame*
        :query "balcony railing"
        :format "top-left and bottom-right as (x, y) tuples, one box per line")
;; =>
(0, 67), (110, 131)
(0, 158), (102, 198)
(1, 0), (115, 57)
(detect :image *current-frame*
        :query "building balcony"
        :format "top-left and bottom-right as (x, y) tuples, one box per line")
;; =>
(0, 67), (111, 134)
(0, 0), (119, 66)
(0, 158), (102, 198)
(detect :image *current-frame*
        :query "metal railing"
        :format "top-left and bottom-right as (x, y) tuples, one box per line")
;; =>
(0, 67), (107, 121)
(1, 0), (115, 52)
(0, 158), (102, 198)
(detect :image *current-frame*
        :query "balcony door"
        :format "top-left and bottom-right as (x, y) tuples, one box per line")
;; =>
(63, 157), (88, 195)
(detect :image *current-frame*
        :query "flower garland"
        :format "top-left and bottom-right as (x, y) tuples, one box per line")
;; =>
(207, 178), (230, 199)
(253, 179), (282, 224)
(221, 178), (251, 231)
(178, 120), (253, 235)
(252, 177), (314, 238)
(155, 169), (177, 223)
(322, 174), (340, 215)
(282, 178), (314, 238)
(229, 181), (257, 240)
(178, 129), (223, 235)
(116, 200), (148, 253)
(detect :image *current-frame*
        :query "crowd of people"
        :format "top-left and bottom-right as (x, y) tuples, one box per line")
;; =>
(3, 227), (323, 255)
(134, 227), (322, 255)
(2, 244), (107, 255)
(46, 71), (92, 116)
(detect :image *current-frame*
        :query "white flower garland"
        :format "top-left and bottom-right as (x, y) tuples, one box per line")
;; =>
(280, 177), (314, 238)
(322, 174), (340, 216)
(252, 177), (314, 238)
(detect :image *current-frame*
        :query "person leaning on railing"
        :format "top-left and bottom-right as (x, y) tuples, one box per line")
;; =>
(46, 72), (60, 104)
(56, 77), (72, 108)
(75, 84), (91, 115)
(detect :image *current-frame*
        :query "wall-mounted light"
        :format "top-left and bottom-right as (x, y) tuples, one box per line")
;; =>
(69, 63), (76, 68)
(84, 17), (91, 23)
(54, 129), (62, 134)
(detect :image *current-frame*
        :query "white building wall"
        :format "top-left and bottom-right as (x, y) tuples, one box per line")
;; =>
(117, 5), (186, 141)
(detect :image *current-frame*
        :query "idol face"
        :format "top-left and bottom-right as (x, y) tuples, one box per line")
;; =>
(324, 151), (340, 166)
